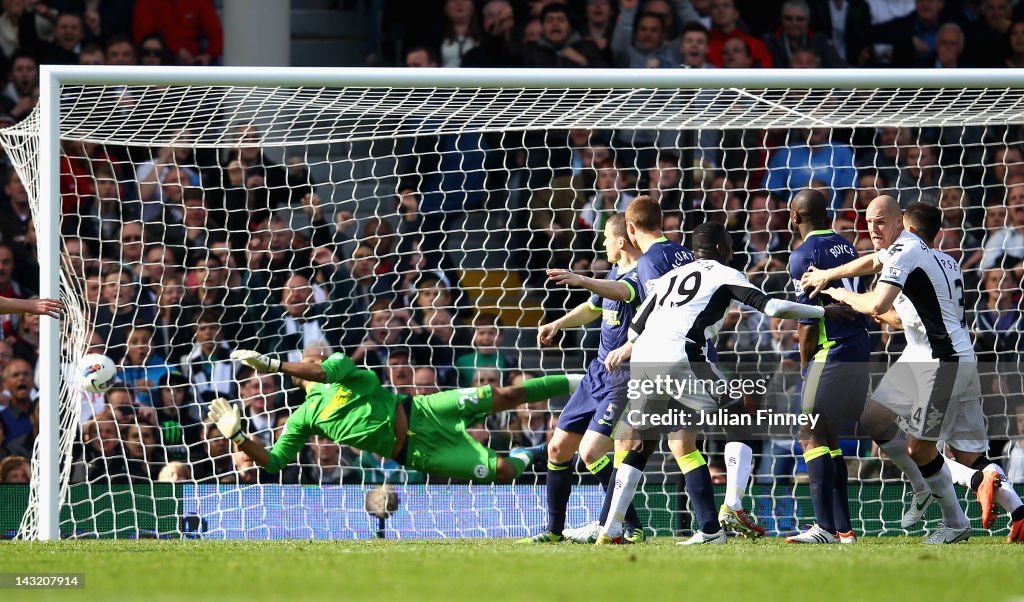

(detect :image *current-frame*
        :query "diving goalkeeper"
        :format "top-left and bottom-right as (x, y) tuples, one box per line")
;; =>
(207, 349), (580, 482)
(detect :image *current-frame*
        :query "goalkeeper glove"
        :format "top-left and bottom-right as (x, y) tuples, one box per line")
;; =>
(207, 398), (247, 445)
(230, 349), (281, 373)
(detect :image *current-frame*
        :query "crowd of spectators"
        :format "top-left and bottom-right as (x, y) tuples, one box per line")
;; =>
(0, 0), (1024, 490)
(391, 0), (1024, 71)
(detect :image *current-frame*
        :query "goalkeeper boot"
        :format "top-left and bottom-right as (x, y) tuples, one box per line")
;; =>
(785, 524), (837, 544)
(976, 470), (1002, 530)
(922, 523), (970, 545)
(836, 530), (858, 544)
(718, 504), (765, 539)
(901, 490), (934, 529)
(595, 531), (625, 546)
(1008, 517), (1024, 543)
(516, 531), (563, 544)
(623, 526), (646, 544)
(563, 521), (600, 544)
(677, 530), (727, 546)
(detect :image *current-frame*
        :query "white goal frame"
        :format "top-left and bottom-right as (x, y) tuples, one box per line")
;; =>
(32, 65), (1024, 540)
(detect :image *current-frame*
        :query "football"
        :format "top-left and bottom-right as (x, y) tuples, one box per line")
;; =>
(79, 353), (116, 394)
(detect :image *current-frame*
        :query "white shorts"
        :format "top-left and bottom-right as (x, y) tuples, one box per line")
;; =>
(872, 356), (982, 444)
(628, 359), (729, 414)
(941, 398), (988, 454)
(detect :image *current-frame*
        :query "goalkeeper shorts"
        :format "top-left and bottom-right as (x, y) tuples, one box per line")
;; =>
(405, 385), (498, 482)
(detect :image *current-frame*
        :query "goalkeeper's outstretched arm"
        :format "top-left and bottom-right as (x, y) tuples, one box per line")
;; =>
(230, 349), (328, 382)
(207, 397), (311, 473)
(206, 397), (272, 468)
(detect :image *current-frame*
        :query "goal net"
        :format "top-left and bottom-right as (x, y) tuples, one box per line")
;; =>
(4, 68), (1023, 540)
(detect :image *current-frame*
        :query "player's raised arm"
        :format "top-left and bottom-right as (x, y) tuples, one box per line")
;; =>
(546, 268), (632, 301)
(538, 301), (602, 346)
(231, 349), (331, 382)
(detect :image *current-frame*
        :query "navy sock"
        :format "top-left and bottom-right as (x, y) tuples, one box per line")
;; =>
(832, 452), (852, 533)
(546, 460), (574, 535)
(683, 465), (720, 534)
(598, 467), (616, 525)
(590, 457), (641, 530)
(805, 453), (836, 533)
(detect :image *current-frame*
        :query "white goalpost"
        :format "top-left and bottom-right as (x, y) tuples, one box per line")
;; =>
(6, 65), (1024, 541)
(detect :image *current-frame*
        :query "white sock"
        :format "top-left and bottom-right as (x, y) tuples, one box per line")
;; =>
(724, 441), (752, 511)
(923, 462), (969, 529)
(942, 455), (977, 488)
(879, 438), (928, 493)
(603, 463), (642, 538)
(982, 463), (1024, 513)
(566, 374), (584, 393)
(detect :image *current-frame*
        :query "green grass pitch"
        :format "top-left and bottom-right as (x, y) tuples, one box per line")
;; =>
(3, 537), (1022, 602)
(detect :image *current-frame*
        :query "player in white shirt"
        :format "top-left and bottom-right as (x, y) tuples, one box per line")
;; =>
(804, 198), (1024, 543)
(599, 222), (854, 545)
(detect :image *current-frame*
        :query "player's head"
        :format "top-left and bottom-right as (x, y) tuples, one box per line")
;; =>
(865, 195), (902, 250)
(902, 202), (943, 247)
(691, 222), (733, 263)
(790, 188), (829, 234)
(624, 195), (662, 246)
(293, 351), (328, 391)
(603, 213), (637, 264)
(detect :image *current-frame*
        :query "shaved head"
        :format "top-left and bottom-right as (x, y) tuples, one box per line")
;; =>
(866, 194), (900, 218)
(791, 188), (829, 233)
(865, 195), (903, 250)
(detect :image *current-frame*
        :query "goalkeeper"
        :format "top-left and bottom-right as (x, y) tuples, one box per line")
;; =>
(207, 349), (580, 483)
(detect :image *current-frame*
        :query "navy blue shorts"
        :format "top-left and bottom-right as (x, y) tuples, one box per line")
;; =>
(556, 358), (628, 437)
(801, 336), (871, 423)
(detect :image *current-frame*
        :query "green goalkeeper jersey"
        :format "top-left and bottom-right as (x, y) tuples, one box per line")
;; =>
(264, 352), (401, 473)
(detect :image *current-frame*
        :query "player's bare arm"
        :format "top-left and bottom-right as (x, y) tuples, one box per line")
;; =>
(547, 268), (631, 301)
(538, 302), (602, 346)
(0, 296), (64, 318)
(797, 322), (819, 375)
(603, 341), (632, 372)
(872, 307), (903, 330)
(801, 252), (882, 298)
(823, 281), (901, 317)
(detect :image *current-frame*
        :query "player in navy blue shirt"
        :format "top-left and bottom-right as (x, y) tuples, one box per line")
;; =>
(549, 197), (762, 542)
(785, 189), (871, 544)
(519, 214), (644, 544)
(634, 236), (695, 301)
